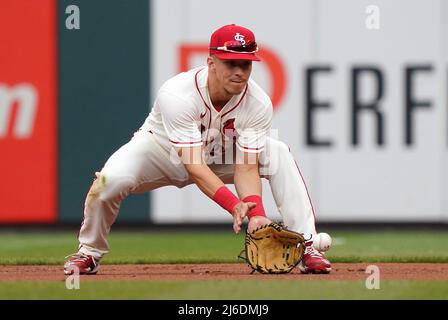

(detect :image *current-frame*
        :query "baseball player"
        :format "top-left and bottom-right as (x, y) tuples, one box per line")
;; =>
(64, 24), (331, 275)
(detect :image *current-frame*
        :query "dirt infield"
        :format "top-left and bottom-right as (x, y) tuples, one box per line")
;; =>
(1, 263), (448, 281)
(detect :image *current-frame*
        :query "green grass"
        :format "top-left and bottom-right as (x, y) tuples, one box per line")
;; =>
(0, 230), (447, 265)
(0, 230), (447, 300)
(0, 279), (447, 299)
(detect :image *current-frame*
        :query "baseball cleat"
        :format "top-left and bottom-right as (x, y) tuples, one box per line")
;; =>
(64, 253), (100, 275)
(298, 240), (332, 274)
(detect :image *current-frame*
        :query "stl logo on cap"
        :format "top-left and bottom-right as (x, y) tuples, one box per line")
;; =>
(209, 24), (261, 61)
(234, 33), (246, 45)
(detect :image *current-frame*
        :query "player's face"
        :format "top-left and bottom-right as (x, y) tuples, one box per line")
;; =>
(210, 56), (252, 95)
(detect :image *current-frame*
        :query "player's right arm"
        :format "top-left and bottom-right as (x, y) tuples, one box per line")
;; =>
(178, 146), (222, 197)
(179, 145), (255, 234)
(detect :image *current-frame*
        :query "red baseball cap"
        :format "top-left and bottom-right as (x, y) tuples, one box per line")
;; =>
(209, 24), (261, 61)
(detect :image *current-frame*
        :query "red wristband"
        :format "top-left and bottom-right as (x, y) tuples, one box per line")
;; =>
(242, 195), (266, 219)
(213, 186), (240, 214)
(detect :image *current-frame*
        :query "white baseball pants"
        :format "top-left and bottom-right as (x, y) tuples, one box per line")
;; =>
(77, 130), (316, 260)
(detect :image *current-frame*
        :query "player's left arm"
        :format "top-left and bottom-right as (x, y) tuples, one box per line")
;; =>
(234, 151), (271, 231)
(234, 98), (274, 230)
(234, 151), (261, 199)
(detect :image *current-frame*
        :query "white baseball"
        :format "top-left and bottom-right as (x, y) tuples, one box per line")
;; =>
(313, 232), (332, 252)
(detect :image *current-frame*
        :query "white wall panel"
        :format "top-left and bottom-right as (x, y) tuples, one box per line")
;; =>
(151, 0), (447, 222)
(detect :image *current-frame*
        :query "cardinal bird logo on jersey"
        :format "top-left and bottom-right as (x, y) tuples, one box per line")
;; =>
(222, 118), (235, 133)
(222, 118), (237, 144)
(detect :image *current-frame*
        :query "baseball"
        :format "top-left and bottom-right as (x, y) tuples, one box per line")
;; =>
(313, 232), (332, 252)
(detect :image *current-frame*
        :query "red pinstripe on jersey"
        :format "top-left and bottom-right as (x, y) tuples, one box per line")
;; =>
(236, 142), (263, 151)
(169, 139), (202, 145)
(222, 85), (248, 117)
(195, 69), (212, 144)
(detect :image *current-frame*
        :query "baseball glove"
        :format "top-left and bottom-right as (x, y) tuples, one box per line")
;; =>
(239, 223), (305, 274)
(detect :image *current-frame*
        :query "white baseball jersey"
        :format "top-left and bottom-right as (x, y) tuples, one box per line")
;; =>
(140, 67), (273, 162)
(77, 66), (317, 260)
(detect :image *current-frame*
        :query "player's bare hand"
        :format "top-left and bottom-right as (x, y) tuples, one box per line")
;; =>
(232, 201), (256, 234)
(248, 216), (272, 233)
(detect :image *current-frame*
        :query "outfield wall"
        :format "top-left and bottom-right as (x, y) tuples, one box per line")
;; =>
(0, 0), (447, 224)
(0, 0), (150, 223)
(151, 0), (448, 223)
